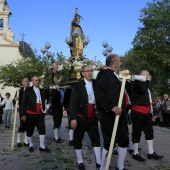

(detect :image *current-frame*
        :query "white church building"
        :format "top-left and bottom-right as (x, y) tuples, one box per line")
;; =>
(0, 0), (29, 98)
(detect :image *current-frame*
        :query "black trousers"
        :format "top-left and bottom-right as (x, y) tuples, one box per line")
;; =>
(131, 110), (154, 143)
(26, 114), (46, 137)
(52, 104), (63, 129)
(74, 116), (100, 149)
(18, 110), (27, 132)
(99, 111), (129, 151)
(0, 114), (2, 123)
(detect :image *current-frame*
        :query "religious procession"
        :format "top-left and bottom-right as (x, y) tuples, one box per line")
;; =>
(0, 0), (170, 170)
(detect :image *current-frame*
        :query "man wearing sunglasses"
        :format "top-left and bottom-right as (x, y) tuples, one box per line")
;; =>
(70, 66), (101, 170)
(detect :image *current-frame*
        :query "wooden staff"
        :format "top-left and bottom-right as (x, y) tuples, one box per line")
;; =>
(105, 70), (131, 170)
(11, 88), (20, 151)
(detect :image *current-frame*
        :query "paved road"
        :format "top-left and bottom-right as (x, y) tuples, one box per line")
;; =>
(0, 114), (170, 170)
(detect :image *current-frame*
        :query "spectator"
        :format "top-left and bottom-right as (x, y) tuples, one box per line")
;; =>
(1, 93), (14, 128)
(0, 93), (5, 124)
(161, 94), (169, 127)
(164, 96), (170, 128)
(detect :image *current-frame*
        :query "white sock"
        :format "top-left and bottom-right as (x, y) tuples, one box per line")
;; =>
(117, 147), (127, 170)
(147, 140), (154, 154)
(75, 149), (83, 164)
(69, 129), (74, 141)
(93, 147), (101, 165)
(100, 148), (108, 170)
(24, 132), (28, 144)
(133, 143), (139, 155)
(39, 135), (45, 149)
(54, 128), (59, 140)
(17, 132), (21, 143)
(128, 135), (133, 150)
(28, 136), (33, 147)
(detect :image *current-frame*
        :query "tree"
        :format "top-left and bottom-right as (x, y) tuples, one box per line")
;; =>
(132, 0), (170, 95)
(0, 51), (56, 88)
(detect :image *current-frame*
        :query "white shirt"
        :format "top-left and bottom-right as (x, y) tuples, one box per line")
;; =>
(33, 87), (41, 103)
(1, 98), (13, 110)
(84, 78), (95, 104)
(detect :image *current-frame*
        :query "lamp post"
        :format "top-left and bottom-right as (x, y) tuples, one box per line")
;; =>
(41, 42), (53, 70)
(102, 41), (113, 57)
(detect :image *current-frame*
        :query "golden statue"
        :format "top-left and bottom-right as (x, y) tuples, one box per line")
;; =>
(70, 8), (85, 59)
(64, 8), (87, 60)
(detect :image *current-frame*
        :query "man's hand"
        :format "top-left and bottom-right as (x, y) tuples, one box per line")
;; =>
(71, 119), (77, 130)
(14, 97), (19, 101)
(21, 116), (26, 121)
(111, 106), (122, 116)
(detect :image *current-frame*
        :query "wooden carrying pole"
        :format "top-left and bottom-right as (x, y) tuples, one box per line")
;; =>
(11, 89), (19, 151)
(105, 71), (131, 170)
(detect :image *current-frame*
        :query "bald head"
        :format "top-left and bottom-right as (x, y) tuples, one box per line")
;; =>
(106, 54), (120, 67)
(140, 70), (152, 81)
(32, 76), (40, 87)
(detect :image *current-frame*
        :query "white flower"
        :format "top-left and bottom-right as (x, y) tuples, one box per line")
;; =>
(92, 65), (97, 69)
(58, 64), (64, 71)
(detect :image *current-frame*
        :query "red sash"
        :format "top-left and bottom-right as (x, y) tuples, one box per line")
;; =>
(88, 104), (96, 118)
(131, 105), (151, 114)
(26, 103), (42, 115)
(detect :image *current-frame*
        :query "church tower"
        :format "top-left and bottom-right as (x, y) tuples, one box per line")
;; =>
(0, 0), (22, 97)
(0, 0), (14, 41)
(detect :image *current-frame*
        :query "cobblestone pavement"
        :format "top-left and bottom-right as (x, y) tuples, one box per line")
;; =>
(0, 114), (170, 170)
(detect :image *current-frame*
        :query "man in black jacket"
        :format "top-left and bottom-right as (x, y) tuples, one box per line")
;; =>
(21, 76), (50, 153)
(50, 86), (62, 143)
(131, 70), (163, 162)
(15, 78), (29, 147)
(70, 66), (101, 170)
(95, 54), (129, 170)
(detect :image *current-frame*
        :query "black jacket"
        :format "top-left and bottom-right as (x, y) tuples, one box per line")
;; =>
(70, 79), (95, 120)
(95, 69), (127, 113)
(63, 88), (72, 110)
(21, 86), (45, 116)
(50, 89), (61, 106)
(130, 80), (150, 106)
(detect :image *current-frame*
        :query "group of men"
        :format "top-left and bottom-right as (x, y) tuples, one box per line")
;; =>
(13, 53), (164, 170)
(69, 54), (163, 170)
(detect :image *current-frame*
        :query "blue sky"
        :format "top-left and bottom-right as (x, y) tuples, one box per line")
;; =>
(7, 0), (152, 64)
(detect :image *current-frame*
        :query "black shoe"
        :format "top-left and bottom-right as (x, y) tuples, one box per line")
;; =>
(54, 138), (63, 143)
(29, 147), (34, 152)
(78, 163), (85, 170)
(24, 143), (29, 147)
(39, 147), (51, 153)
(96, 163), (100, 170)
(17, 143), (22, 147)
(69, 140), (74, 146)
(133, 154), (145, 162)
(115, 167), (126, 170)
(148, 152), (164, 160)
(113, 149), (118, 155)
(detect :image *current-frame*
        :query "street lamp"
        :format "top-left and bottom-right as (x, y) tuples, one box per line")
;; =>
(102, 41), (113, 57)
(41, 42), (53, 68)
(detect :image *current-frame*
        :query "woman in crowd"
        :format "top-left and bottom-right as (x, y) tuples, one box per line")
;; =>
(0, 92), (14, 128)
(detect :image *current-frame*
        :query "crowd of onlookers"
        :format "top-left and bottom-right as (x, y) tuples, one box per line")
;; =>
(152, 94), (170, 128)
(125, 94), (170, 129)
